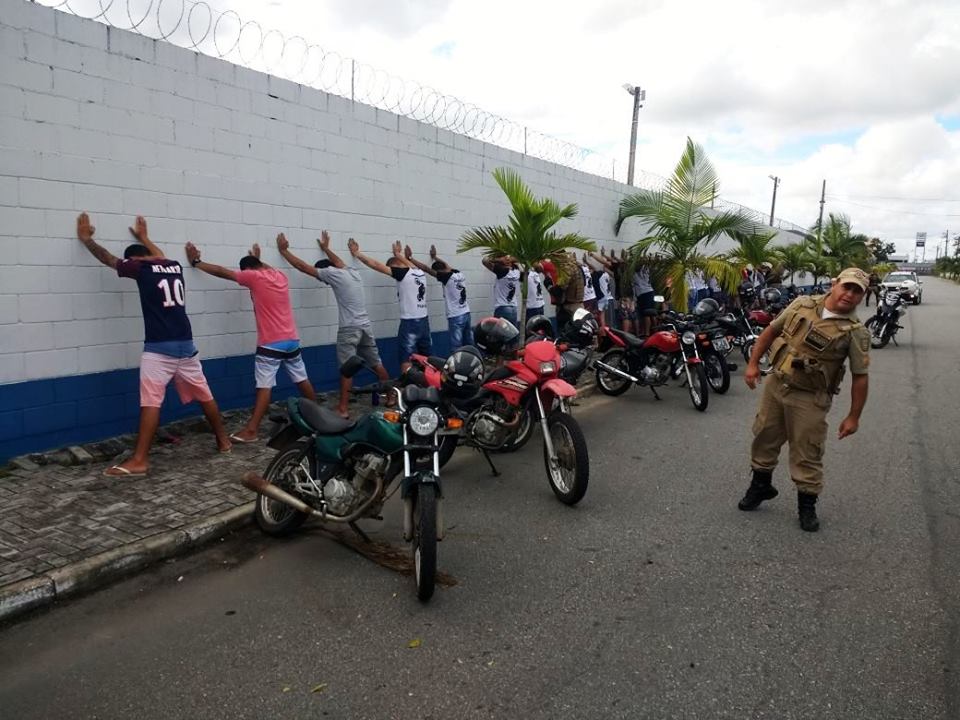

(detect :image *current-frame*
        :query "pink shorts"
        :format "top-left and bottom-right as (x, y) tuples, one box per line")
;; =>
(140, 352), (214, 408)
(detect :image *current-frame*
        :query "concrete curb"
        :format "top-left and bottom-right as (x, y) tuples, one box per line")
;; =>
(0, 502), (254, 624)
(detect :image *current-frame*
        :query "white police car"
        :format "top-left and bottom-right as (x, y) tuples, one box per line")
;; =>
(881, 271), (923, 305)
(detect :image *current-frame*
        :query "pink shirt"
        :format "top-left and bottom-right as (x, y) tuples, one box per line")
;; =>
(236, 268), (299, 346)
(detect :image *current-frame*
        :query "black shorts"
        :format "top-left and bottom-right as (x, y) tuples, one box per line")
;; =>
(636, 291), (656, 312)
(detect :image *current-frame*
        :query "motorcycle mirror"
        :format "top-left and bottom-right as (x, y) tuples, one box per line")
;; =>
(339, 355), (365, 378)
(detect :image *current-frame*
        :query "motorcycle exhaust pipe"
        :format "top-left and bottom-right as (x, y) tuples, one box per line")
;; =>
(594, 360), (639, 384)
(241, 472), (320, 517)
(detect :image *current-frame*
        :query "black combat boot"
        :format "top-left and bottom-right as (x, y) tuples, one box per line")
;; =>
(737, 469), (778, 511)
(797, 491), (820, 532)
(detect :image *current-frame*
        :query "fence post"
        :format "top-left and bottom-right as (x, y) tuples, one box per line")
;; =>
(523, 127), (528, 155)
(350, 59), (355, 102)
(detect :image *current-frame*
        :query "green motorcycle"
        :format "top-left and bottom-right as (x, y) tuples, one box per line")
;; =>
(241, 359), (453, 602)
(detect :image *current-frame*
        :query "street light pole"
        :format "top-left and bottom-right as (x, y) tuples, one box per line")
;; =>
(768, 175), (780, 226)
(623, 84), (645, 186)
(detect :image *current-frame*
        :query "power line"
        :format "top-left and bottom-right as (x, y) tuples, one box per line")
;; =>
(828, 194), (960, 202)
(825, 197), (960, 218)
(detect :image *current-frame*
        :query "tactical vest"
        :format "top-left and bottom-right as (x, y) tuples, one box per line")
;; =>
(768, 296), (862, 394)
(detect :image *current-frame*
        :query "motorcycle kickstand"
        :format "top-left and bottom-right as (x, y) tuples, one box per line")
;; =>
(649, 386), (662, 401)
(892, 336), (899, 347)
(349, 521), (372, 544)
(480, 449), (501, 477)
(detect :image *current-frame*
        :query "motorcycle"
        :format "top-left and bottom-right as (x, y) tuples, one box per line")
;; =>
(594, 302), (710, 412)
(412, 319), (590, 506)
(865, 289), (906, 348)
(240, 358), (455, 602)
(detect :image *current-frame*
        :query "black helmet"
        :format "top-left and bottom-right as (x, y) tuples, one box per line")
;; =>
(761, 287), (782, 305)
(738, 281), (756, 300)
(441, 347), (484, 399)
(473, 317), (519, 355)
(564, 310), (599, 348)
(525, 315), (554, 340)
(692, 297), (720, 318)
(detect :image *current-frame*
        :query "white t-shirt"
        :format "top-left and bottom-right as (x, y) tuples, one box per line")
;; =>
(598, 271), (613, 302)
(392, 267), (429, 320)
(437, 269), (470, 318)
(633, 268), (653, 296)
(492, 267), (520, 308)
(527, 271), (546, 309)
(581, 265), (597, 302)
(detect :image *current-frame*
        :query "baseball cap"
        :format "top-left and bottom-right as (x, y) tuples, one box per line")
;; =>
(834, 267), (869, 291)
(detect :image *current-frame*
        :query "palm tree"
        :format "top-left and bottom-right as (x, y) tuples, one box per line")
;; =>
(820, 213), (869, 269)
(458, 167), (596, 335)
(726, 229), (781, 276)
(774, 242), (814, 284)
(615, 137), (762, 312)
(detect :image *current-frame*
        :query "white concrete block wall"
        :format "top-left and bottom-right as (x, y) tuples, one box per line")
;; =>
(0, 1), (647, 387)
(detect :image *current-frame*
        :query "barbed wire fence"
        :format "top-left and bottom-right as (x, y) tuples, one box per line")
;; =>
(35, 0), (808, 236)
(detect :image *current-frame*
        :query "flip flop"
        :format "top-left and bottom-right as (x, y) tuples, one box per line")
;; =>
(229, 434), (258, 444)
(103, 465), (147, 478)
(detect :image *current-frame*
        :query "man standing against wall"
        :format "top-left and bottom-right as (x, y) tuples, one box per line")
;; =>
(352, 240), (431, 372)
(483, 256), (521, 328)
(184, 240), (316, 441)
(75, 213), (231, 477)
(526, 263), (548, 319)
(404, 244), (474, 348)
(555, 252), (586, 329)
(277, 232), (390, 418)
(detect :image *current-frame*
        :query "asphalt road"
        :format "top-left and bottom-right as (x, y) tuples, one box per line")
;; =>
(2, 278), (958, 720)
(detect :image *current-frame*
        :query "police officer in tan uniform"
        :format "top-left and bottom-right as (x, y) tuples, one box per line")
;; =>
(738, 268), (871, 531)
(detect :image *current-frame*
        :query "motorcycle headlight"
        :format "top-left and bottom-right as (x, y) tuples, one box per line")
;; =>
(681, 331), (696, 345)
(539, 361), (556, 375)
(408, 406), (439, 436)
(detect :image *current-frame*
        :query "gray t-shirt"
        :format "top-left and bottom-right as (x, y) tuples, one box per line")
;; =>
(315, 264), (370, 328)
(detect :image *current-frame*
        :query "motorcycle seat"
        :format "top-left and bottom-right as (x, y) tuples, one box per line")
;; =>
(608, 328), (645, 347)
(426, 356), (446, 370)
(298, 399), (356, 434)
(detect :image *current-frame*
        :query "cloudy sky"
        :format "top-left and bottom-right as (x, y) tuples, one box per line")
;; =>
(65, 0), (960, 256)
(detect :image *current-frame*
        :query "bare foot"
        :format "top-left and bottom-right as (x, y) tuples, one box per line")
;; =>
(229, 430), (258, 443)
(218, 439), (233, 453)
(337, 408), (351, 420)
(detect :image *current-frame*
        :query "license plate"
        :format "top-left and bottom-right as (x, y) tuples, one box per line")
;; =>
(712, 337), (730, 352)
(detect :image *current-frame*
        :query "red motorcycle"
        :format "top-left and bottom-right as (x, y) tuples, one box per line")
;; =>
(593, 313), (709, 411)
(410, 317), (589, 505)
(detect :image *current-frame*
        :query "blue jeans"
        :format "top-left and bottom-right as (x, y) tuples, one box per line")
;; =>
(526, 306), (545, 319)
(448, 312), (473, 350)
(398, 317), (432, 364)
(494, 305), (518, 328)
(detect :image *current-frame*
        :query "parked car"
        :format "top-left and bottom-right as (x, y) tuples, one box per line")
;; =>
(881, 271), (923, 304)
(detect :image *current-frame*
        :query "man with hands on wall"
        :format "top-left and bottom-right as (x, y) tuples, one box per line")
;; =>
(75, 213), (231, 477)
(184, 239), (316, 442)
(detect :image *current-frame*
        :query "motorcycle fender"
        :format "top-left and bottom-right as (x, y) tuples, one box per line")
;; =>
(401, 470), (442, 500)
(685, 356), (702, 365)
(267, 423), (304, 450)
(541, 378), (577, 398)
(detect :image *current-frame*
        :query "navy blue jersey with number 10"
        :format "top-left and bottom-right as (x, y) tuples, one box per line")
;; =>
(117, 258), (194, 343)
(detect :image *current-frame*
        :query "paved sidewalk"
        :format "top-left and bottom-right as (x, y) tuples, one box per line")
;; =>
(0, 410), (275, 622)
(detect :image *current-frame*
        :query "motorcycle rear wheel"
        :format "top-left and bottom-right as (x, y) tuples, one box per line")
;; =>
(438, 434), (458, 468)
(704, 353), (730, 394)
(743, 340), (773, 375)
(496, 403), (536, 454)
(687, 363), (709, 412)
(254, 443), (312, 536)
(543, 412), (589, 505)
(413, 484), (438, 602)
(595, 349), (632, 396)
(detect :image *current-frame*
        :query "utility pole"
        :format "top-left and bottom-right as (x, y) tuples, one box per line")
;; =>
(768, 175), (780, 226)
(816, 179), (826, 254)
(623, 84), (645, 186)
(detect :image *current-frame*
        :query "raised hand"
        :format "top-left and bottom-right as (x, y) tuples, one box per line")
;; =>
(348, 238), (360, 257)
(392, 240), (404, 258)
(318, 230), (330, 251)
(404, 244), (413, 259)
(129, 215), (148, 242)
(429, 244), (437, 259)
(250, 242), (261, 258)
(276, 233), (289, 252)
(77, 212), (95, 242)
(185, 241), (201, 265)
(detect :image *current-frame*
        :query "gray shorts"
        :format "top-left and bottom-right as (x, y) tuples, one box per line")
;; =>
(336, 325), (382, 368)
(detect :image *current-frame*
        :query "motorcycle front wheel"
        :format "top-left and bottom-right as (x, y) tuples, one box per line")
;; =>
(704, 352), (730, 394)
(595, 349), (632, 396)
(542, 412), (589, 505)
(686, 363), (709, 412)
(413, 484), (438, 602)
(254, 443), (312, 536)
(865, 317), (891, 348)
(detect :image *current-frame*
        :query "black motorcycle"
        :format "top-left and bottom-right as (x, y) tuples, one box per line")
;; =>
(865, 289), (906, 348)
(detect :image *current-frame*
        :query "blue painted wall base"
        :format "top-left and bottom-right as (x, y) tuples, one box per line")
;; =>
(0, 330), (454, 464)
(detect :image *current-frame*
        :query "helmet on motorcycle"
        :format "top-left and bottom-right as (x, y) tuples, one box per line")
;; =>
(761, 287), (782, 305)
(692, 297), (720, 318)
(440, 347), (484, 399)
(564, 312), (599, 348)
(525, 315), (554, 340)
(473, 317), (520, 355)
(738, 282), (756, 300)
